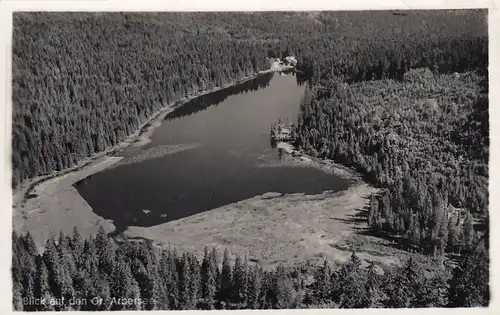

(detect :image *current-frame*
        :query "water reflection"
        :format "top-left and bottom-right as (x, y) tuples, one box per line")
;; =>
(165, 72), (274, 121)
(294, 70), (308, 86)
(278, 148), (284, 161)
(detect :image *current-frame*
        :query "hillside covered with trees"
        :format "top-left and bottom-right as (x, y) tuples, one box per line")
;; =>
(292, 10), (488, 256)
(12, 228), (489, 311)
(12, 10), (487, 188)
(12, 12), (276, 187)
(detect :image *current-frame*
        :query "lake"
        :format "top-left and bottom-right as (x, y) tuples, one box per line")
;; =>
(75, 72), (351, 233)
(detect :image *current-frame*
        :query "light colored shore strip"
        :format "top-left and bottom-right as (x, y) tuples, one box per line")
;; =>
(12, 157), (123, 251)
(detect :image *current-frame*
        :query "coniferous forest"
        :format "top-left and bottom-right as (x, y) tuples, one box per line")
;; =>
(12, 228), (489, 310)
(293, 11), (488, 257)
(12, 11), (487, 188)
(12, 10), (489, 310)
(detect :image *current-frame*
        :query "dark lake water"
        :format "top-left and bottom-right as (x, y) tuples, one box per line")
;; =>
(76, 72), (351, 233)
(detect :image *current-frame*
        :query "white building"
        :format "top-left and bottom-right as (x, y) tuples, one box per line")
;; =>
(285, 56), (297, 66)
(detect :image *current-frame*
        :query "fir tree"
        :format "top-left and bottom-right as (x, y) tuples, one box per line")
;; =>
(70, 226), (83, 264)
(247, 264), (263, 309)
(242, 255), (249, 307)
(365, 261), (382, 307)
(23, 231), (39, 256)
(219, 248), (232, 302)
(111, 258), (141, 311)
(314, 259), (331, 303)
(273, 264), (296, 309)
(131, 257), (157, 310)
(188, 253), (201, 309)
(384, 258), (424, 308)
(448, 244), (489, 307)
(19, 248), (37, 311)
(165, 249), (179, 310)
(337, 252), (368, 308)
(201, 247), (217, 308)
(42, 235), (67, 310)
(178, 252), (192, 309)
(211, 247), (221, 294)
(34, 261), (55, 311)
(94, 226), (115, 278)
(231, 254), (247, 306)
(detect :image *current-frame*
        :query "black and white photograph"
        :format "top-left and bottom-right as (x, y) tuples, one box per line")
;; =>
(5, 1), (493, 312)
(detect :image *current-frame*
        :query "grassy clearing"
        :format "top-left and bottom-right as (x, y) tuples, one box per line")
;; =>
(123, 182), (395, 270)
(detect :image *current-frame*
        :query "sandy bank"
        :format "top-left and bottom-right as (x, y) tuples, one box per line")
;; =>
(13, 157), (122, 251)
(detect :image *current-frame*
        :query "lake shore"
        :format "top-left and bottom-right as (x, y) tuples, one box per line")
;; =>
(122, 182), (391, 270)
(118, 141), (409, 272)
(12, 66), (396, 268)
(12, 63), (293, 248)
(12, 62), (293, 208)
(12, 156), (122, 251)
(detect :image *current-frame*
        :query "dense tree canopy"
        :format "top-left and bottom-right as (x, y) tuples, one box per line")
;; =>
(292, 10), (488, 256)
(12, 10), (487, 188)
(295, 71), (488, 255)
(11, 229), (489, 310)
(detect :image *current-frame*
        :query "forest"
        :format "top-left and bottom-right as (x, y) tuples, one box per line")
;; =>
(292, 11), (488, 256)
(12, 228), (489, 311)
(12, 12), (274, 187)
(12, 10), (487, 188)
(12, 10), (489, 309)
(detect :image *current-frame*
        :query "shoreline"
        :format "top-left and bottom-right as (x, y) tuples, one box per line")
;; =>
(11, 70), (416, 269)
(122, 182), (386, 270)
(13, 156), (123, 252)
(262, 141), (364, 183)
(13, 63), (293, 209)
(119, 141), (391, 270)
